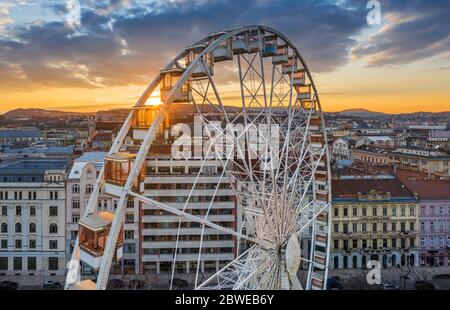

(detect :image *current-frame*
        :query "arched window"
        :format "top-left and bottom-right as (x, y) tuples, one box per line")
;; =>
(1, 223), (7, 233)
(334, 256), (339, 269)
(49, 223), (58, 234)
(15, 222), (22, 233)
(343, 256), (348, 269)
(362, 255), (367, 269)
(29, 222), (36, 233)
(72, 184), (80, 193)
(86, 184), (93, 194)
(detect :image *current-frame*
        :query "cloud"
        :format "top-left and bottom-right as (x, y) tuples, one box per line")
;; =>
(352, 0), (450, 66)
(2, 0), (446, 93)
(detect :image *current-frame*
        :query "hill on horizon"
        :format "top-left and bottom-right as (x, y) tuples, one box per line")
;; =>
(2, 108), (93, 119)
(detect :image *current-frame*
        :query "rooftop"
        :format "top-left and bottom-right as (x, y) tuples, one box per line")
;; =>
(0, 129), (43, 139)
(332, 178), (414, 199)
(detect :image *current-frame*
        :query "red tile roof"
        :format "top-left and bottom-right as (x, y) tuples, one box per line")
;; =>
(398, 178), (450, 199)
(332, 178), (414, 198)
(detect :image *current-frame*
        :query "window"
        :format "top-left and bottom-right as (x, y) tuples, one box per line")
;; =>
(421, 237), (425, 247)
(439, 236), (445, 247)
(383, 239), (388, 248)
(29, 206), (35, 216)
(343, 208), (348, 217)
(430, 237), (435, 247)
(49, 223), (58, 234)
(372, 208), (377, 216)
(124, 243), (136, 253)
(13, 257), (22, 270)
(72, 184), (80, 193)
(48, 257), (58, 271)
(362, 208), (367, 216)
(49, 240), (58, 249)
(29, 239), (36, 249)
(1, 206), (6, 216)
(401, 207), (406, 216)
(352, 223), (357, 232)
(400, 222), (406, 233)
(421, 222), (425, 231)
(15, 239), (22, 249)
(409, 207), (415, 216)
(352, 239), (357, 248)
(430, 221), (435, 231)
(0, 257), (7, 270)
(27, 257), (36, 270)
(383, 223), (387, 232)
(439, 221), (445, 231)
(15, 222), (22, 233)
(49, 206), (58, 217)
(334, 208), (339, 217)
(1, 239), (6, 249)
(1, 223), (7, 233)
(362, 223), (367, 233)
(383, 208), (387, 216)
(431, 206), (435, 215)
(29, 223), (36, 233)
(125, 213), (134, 223)
(334, 240), (339, 249)
(392, 238), (397, 248)
(420, 207), (425, 215)
(352, 208), (357, 216)
(124, 230), (134, 239)
(392, 222), (397, 231)
(362, 239), (367, 248)
(86, 185), (93, 194)
(334, 224), (339, 233)
(343, 223), (348, 234)
(72, 213), (80, 223)
(372, 223), (377, 232)
(72, 200), (80, 209)
(16, 206), (22, 216)
(392, 207), (397, 216)
(410, 222), (415, 231)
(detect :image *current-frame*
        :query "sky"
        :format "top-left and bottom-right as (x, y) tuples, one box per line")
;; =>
(0, 0), (449, 114)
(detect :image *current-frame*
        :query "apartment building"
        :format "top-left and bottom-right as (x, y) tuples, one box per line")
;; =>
(389, 148), (450, 177)
(399, 178), (450, 266)
(140, 153), (239, 275)
(0, 159), (67, 276)
(330, 178), (419, 269)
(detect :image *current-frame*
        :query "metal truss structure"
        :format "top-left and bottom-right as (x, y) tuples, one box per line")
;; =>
(65, 25), (332, 291)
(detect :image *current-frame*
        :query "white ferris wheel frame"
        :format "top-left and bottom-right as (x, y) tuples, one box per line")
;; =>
(65, 25), (332, 291)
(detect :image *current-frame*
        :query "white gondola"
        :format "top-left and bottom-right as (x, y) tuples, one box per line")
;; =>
(78, 211), (123, 270)
(186, 44), (214, 78)
(213, 38), (233, 62)
(104, 153), (144, 196)
(262, 34), (277, 57)
(272, 44), (289, 64)
(295, 84), (311, 100)
(248, 30), (261, 53)
(281, 56), (297, 74)
(232, 33), (249, 54)
(291, 69), (306, 86)
(160, 68), (191, 103)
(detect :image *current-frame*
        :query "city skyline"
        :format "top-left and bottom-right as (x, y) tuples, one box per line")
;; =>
(0, 1), (449, 114)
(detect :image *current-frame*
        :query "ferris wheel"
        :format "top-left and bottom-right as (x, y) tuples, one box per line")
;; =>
(65, 25), (332, 291)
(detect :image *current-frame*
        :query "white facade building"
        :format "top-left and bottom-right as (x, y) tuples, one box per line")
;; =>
(0, 159), (67, 276)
